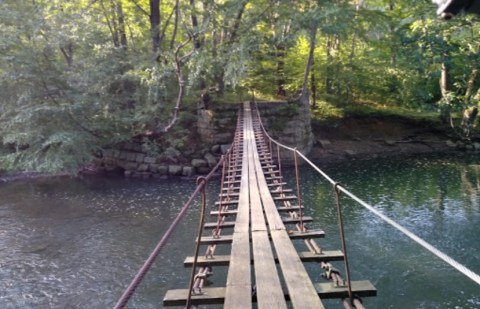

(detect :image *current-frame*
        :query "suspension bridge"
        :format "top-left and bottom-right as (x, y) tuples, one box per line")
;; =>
(114, 101), (480, 309)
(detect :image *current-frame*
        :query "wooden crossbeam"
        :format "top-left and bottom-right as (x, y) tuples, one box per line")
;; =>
(163, 281), (377, 306)
(203, 216), (313, 229)
(183, 250), (345, 267)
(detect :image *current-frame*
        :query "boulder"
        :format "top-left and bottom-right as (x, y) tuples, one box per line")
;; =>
(149, 164), (158, 173)
(204, 153), (217, 167)
(165, 147), (181, 162)
(220, 144), (231, 154)
(317, 139), (331, 148)
(137, 164), (149, 172)
(446, 140), (456, 148)
(126, 152), (137, 161)
(183, 166), (195, 177)
(135, 153), (145, 163)
(168, 165), (183, 176)
(191, 159), (208, 168)
(125, 162), (139, 170)
(211, 145), (221, 154)
(144, 156), (156, 164)
(197, 167), (211, 174)
(157, 165), (168, 175)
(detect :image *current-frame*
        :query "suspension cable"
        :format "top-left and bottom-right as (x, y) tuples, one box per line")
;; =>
(334, 183), (353, 304)
(253, 100), (480, 287)
(114, 147), (232, 309)
(186, 177), (208, 308)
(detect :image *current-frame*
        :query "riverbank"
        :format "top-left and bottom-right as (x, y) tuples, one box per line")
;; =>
(309, 115), (464, 165)
(0, 114), (473, 183)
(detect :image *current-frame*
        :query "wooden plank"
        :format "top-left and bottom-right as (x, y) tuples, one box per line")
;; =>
(273, 195), (297, 201)
(204, 221), (236, 229)
(163, 280), (376, 306)
(183, 250), (344, 267)
(219, 192), (240, 198)
(203, 216), (312, 229)
(210, 209), (238, 216)
(224, 101), (251, 309)
(270, 230), (325, 308)
(164, 287), (226, 306)
(199, 234), (233, 244)
(276, 205), (303, 211)
(281, 216), (313, 224)
(184, 255), (231, 267)
(313, 281), (377, 299)
(297, 250), (345, 262)
(221, 186), (241, 191)
(265, 176), (283, 181)
(221, 180), (288, 192)
(270, 189), (293, 194)
(249, 115), (326, 309)
(214, 200), (239, 206)
(287, 229), (325, 239)
(251, 231), (287, 309)
(246, 103), (287, 309)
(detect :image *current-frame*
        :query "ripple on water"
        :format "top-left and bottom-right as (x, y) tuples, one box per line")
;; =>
(1, 154), (480, 308)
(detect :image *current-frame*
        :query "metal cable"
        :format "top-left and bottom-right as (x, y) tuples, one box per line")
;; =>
(186, 177), (208, 308)
(253, 100), (480, 286)
(114, 137), (235, 309)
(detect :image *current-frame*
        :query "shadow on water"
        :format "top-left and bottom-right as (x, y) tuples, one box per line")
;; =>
(290, 153), (480, 309)
(0, 153), (479, 308)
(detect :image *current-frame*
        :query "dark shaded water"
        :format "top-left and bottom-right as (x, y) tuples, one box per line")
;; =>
(0, 153), (479, 308)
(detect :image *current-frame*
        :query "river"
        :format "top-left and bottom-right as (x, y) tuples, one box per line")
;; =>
(0, 153), (478, 308)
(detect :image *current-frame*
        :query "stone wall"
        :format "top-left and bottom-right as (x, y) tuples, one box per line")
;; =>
(95, 100), (313, 177)
(95, 143), (221, 179)
(197, 101), (314, 159)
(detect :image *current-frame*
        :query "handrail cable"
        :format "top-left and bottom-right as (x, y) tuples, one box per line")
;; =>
(253, 101), (480, 287)
(114, 139), (234, 309)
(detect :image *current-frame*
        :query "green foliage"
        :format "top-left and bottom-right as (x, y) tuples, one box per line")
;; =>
(2, 0), (480, 173)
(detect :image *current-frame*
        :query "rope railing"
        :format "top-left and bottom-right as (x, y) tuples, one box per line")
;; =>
(114, 130), (237, 309)
(186, 111), (245, 307)
(253, 101), (480, 287)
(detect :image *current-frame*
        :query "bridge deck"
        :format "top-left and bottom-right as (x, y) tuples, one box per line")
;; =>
(163, 102), (376, 307)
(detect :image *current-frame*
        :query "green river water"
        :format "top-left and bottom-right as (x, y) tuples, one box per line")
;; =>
(0, 153), (478, 308)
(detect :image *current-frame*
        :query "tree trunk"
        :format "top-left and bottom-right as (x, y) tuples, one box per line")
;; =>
(440, 53), (451, 124)
(276, 43), (287, 97)
(461, 106), (478, 137)
(108, 0), (120, 47)
(117, 0), (127, 49)
(464, 41), (480, 104)
(389, 0), (396, 66)
(100, 0), (119, 47)
(310, 51), (316, 108)
(170, 0), (179, 50)
(299, 27), (317, 104)
(60, 43), (74, 69)
(189, 0), (206, 91)
(440, 60), (449, 98)
(150, 0), (161, 56)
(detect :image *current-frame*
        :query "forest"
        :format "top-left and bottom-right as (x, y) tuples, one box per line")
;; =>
(1, 0), (479, 173)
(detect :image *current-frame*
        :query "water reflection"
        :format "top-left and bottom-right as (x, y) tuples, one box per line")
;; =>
(298, 153), (480, 309)
(0, 154), (479, 308)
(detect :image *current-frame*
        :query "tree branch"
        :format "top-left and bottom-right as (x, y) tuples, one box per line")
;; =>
(128, 0), (149, 16)
(161, 36), (195, 133)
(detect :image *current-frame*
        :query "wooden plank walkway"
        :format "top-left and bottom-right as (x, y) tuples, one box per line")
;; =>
(164, 102), (376, 307)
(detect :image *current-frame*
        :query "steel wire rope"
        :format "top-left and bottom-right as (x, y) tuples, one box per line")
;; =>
(114, 119), (241, 309)
(252, 100), (480, 287)
(186, 111), (243, 300)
